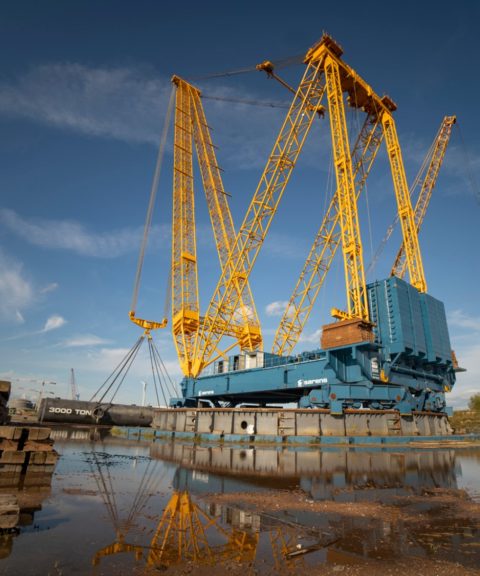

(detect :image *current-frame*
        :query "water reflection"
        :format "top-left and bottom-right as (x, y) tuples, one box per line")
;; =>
(150, 442), (480, 571)
(87, 450), (167, 568)
(0, 473), (56, 559)
(1, 432), (479, 575)
(151, 442), (459, 498)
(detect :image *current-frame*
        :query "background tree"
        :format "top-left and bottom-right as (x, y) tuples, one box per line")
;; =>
(468, 393), (480, 411)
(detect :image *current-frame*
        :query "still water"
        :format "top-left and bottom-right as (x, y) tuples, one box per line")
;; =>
(1, 428), (480, 575)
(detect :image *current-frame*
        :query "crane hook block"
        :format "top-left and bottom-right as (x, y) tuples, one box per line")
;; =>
(128, 310), (168, 331)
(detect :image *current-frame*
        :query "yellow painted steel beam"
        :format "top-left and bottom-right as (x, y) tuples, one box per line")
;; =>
(171, 77), (263, 376)
(391, 115), (456, 278)
(306, 36), (428, 293)
(322, 53), (369, 321)
(382, 112), (427, 292)
(171, 80), (199, 376)
(189, 87), (262, 351)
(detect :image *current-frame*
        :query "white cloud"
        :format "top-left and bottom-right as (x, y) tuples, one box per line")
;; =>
(449, 342), (480, 409)
(43, 315), (67, 332)
(40, 282), (59, 294)
(265, 300), (289, 317)
(0, 63), (171, 144)
(0, 208), (170, 258)
(298, 328), (322, 345)
(448, 309), (480, 332)
(262, 231), (308, 260)
(0, 61), (309, 170)
(0, 249), (35, 323)
(84, 345), (182, 384)
(446, 308), (480, 409)
(63, 334), (111, 348)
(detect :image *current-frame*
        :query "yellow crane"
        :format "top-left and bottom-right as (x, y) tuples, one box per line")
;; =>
(170, 77), (262, 377)
(188, 34), (424, 377)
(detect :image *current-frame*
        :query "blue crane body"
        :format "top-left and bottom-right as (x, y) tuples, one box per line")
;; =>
(170, 277), (456, 414)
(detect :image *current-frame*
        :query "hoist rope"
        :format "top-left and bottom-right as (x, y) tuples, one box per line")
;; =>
(319, 146), (334, 314)
(152, 340), (179, 397)
(363, 180), (374, 267)
(202, 94), (290, 109)
(186, 53), (303, 81)
(130, 85), (176, 315)
(126, 461), (169, 527)
(147, 337), (179, 407)
(89, 333), (176, 408)
(88, 451), (120, 529)
(351, 80), (374, 265)
(147, 338), (163, 407)
(90, 335), (145, 403)
(108, 338), (145, 404)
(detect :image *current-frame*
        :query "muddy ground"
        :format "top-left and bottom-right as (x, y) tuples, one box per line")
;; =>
(149, 486), (480, 576)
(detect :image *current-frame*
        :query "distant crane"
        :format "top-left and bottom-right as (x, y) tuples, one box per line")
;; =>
(70, 368), (80, 401)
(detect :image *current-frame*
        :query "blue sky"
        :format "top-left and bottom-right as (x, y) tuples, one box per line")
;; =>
(0, 0), (479, 408)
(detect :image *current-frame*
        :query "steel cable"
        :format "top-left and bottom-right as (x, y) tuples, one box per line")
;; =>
(131, 84), (176, 315)
(90, 335), (145, 401)
(107, 338), (145, 404)
(91, 336), (145, 404)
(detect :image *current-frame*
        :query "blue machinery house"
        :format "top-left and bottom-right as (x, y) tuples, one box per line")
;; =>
(171, 277), (456, 415)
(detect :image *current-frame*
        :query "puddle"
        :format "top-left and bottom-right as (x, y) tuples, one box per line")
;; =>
(0, 429), (479, 575)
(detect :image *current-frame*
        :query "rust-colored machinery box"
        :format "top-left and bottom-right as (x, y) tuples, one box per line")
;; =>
(321, 318), (374, 349)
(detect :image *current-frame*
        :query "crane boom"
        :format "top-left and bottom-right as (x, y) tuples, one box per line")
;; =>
(391, 115), (456, 278)
(272, 112), (384, 356)
(190, 55), (328, 378)
(178, 34), (428, 378)
(381, 111), (427, 293)
(171, 79), (199, 376)
(188, 86), (261, 350)
(171, 78), (262, 376)
(323, 53), (369, 321)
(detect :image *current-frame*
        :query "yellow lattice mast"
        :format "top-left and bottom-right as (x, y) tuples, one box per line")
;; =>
(188, 83), (262, 351)
(381, 111), (427, 292)
(391, 115), (456, 278)
(190, 50), (328, 377)
(171, 77), (262, 377)
(269, 39), (441, 355)
(319, 48), (369, 321)
(171, 79), (200, 376)
(147, 491), (215, 566)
